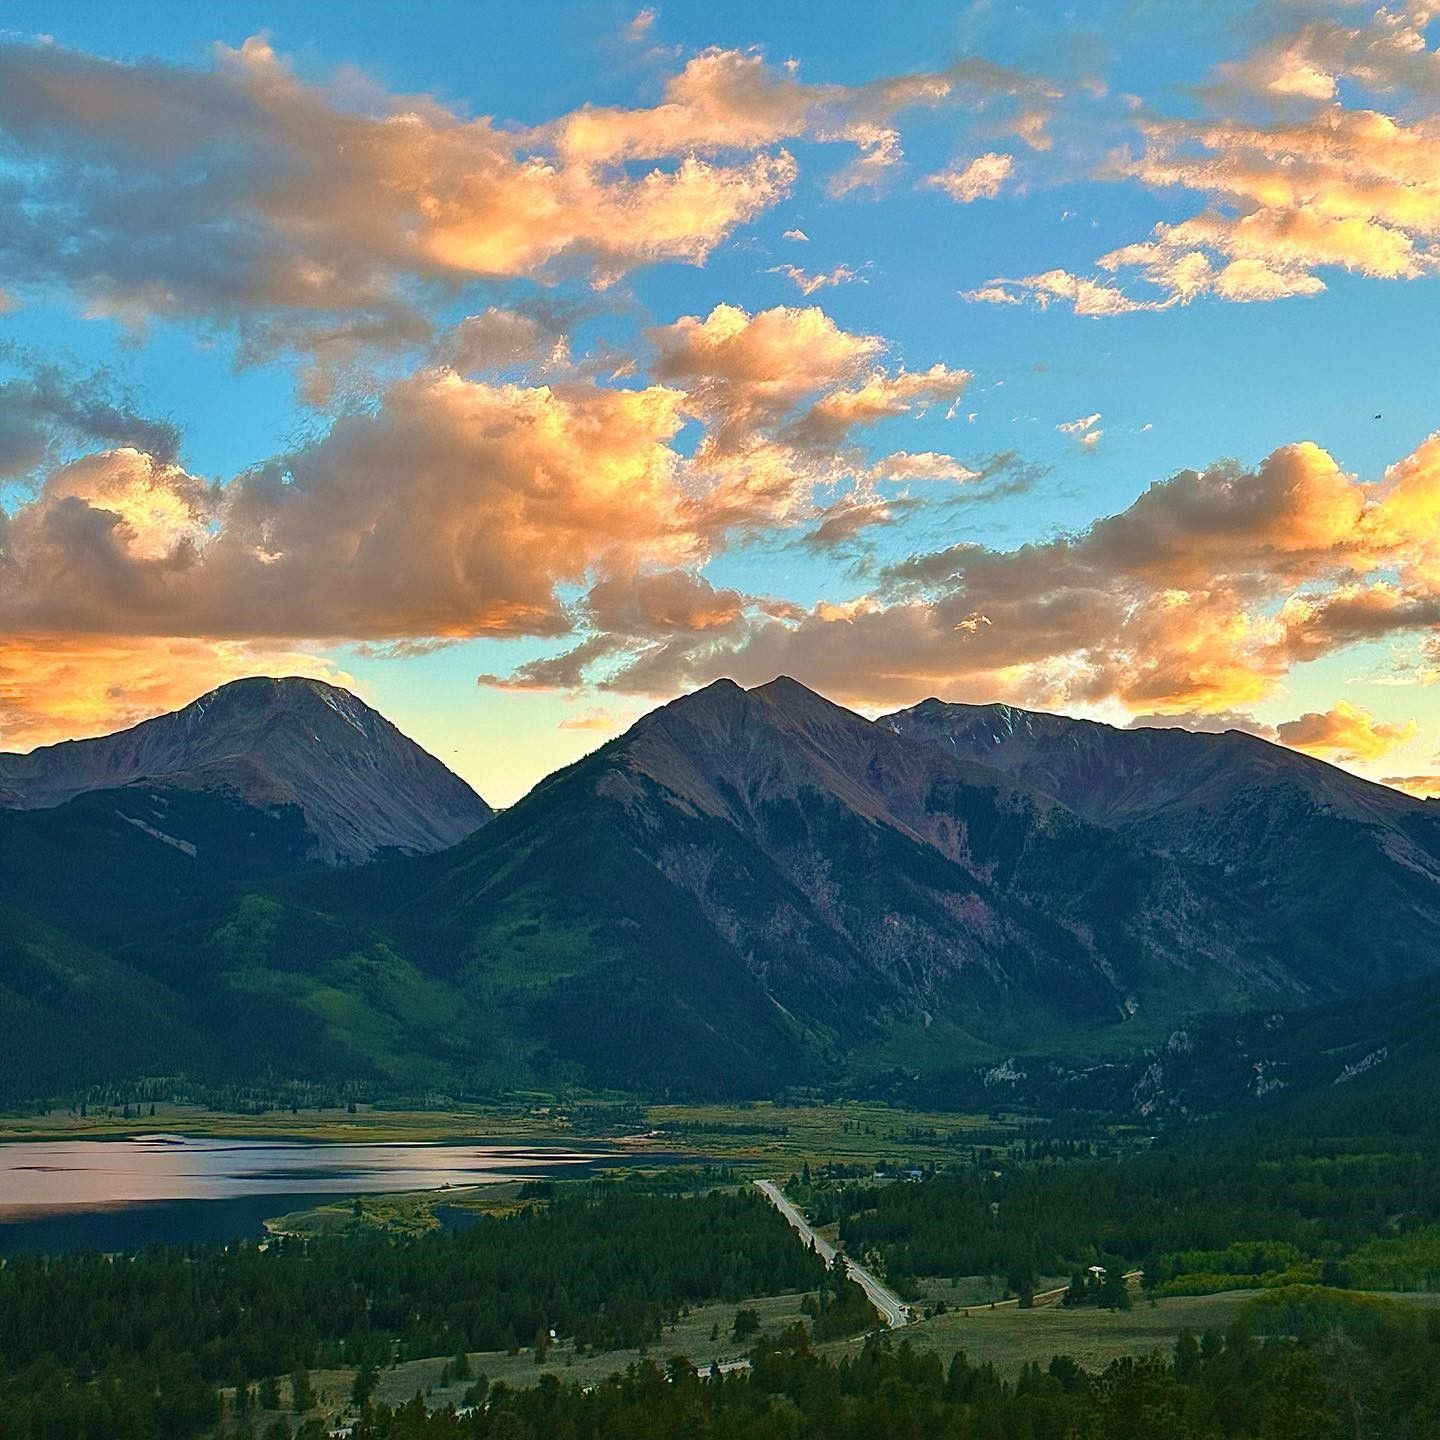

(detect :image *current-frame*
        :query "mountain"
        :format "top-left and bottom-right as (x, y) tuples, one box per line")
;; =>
(0, 676), (492, 865)
(4, 674), (1440, 1106)
(880, 700), (1440, 995)
(332, 677), (1319, 1091)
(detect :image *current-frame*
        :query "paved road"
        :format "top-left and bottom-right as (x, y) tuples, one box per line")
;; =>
(754, 1179), (911, 1328)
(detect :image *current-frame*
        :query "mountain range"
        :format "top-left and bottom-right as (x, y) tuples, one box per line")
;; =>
(2, 673), (1438, 1112)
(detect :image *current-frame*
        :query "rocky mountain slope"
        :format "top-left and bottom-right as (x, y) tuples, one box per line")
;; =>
(357, 678), (1324, 1089)
(3, 675), (1439, 1104)
(0, 676), (492, 864)
(881, 699), (1440, 994)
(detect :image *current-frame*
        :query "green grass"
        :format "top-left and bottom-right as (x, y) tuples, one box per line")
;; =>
(371, 1291), (814, 1409)
(256, 1285), (1440, 1424)
(265, 1183), (532, 1239)
(820, 1289), (1440, 1378)
(0, 1098), (1028, 1166)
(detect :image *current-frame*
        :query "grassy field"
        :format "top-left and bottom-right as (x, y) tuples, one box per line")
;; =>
(264, 1181), (536, 1238)
(220, 1292), (816, 1430)
(222, 1283), (1440, 1438)
(823, 1287), (1440, 1378)
(0, 1101), (581, 1145)
(824, 1291), (1261, 1375)
(0, 1097), (1034, 1168)
(374, 1290), (814, 1408)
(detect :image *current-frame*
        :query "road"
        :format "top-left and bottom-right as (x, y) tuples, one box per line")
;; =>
(953, 1270), (1144, 1313)
(754, 1179), (911, 1328)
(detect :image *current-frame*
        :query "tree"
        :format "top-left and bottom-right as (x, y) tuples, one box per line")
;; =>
(352, 1365), (378, 1407)
(290, 1368), (315, 1413)
(1099, 1269), (1131, 1312)
(732, 1308), (761, 1341)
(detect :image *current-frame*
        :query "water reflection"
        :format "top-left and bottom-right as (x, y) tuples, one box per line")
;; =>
(0, 1135), (611, 1213)
(0, 1134), (621, 1252)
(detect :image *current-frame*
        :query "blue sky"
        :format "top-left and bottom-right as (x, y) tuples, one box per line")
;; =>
(2, 1), (1439, 802)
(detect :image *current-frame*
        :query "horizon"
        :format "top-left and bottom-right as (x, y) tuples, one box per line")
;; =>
(4, 667), (1429, 811)
(2, 1), (1439, 805)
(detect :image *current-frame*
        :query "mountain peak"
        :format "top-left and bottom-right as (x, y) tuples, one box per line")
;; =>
(0, 674), (491, 863)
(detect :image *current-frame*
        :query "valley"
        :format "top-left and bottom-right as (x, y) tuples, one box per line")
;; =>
(5, 676), (1440, 1437)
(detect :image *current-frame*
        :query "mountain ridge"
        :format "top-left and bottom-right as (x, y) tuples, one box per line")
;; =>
(0, 676), (492, 864)
(3, 673), (1440, 1104)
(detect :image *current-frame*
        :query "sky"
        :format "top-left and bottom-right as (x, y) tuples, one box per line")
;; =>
(2, 1), (1440, 805)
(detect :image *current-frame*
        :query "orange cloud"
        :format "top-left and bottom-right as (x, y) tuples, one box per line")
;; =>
(970, 6), (1440, 312)
(0, 376), (698, 642)
(1058, 412), (1103, 448)
(766, 263), (864, 295)
(3, 304), (969, 735)
(0, 36), (1054, 346)
(494, 433), (1440, 718)
(1276, 701), (1418, 761)
(1384, 774), (1440, 798)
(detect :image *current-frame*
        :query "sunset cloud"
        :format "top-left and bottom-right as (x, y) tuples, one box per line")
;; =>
(494, 434), (1440, 720)
(1276, 700), (1417, 761)
(974, 5), (1440, 312)
(1, 302), (969, 740)
(0, 376), (699, 643)
(1384, 773), (1440, 798)
(1058, 412), (1103, 448)
(767, 263), (864, 295)
(0, 37), (803, 340)
(557, 707), (623, 732)
(0, 35), (1054, 353)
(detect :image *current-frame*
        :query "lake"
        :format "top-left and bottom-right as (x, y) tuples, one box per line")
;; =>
(0, 1134), (632, 1255)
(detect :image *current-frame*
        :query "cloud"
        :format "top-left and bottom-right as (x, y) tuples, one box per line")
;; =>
(1384, 773), (1440, 798)
(0, 375), (699, 642)
(0, 357), (180, 478)
(967, 268), (1163, 316)
(4, 301), (969, 732)
(1128, 709), (1275, 737)
(622, 8), (658, 43)
(801, 495), (912, 551)
(558, 707), (622, 731)
(782, 228), (810, 242)
(1058, 411), (1103, 448)
(1276, 700), (1417, 760)
(975, 6), (1440, 312)
(925, 151), (1014, 202)
(869, 451), (979, 483)
(585, 569), (747, 635)
(767, 262), (864, 295)
(0, 33), (1061, 355)
(0, 635), (352, 751)
(437, 308), (572, 373)
(0, 40), (779, 348)
(647, 302), (966, 518)
(496, 433), (1440, 717)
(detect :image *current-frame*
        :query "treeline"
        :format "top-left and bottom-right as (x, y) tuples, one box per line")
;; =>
(341, 1288), (1440, 1440)
(0, 1185), (823, 1436)
(826, 1142), (1440, 1293)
